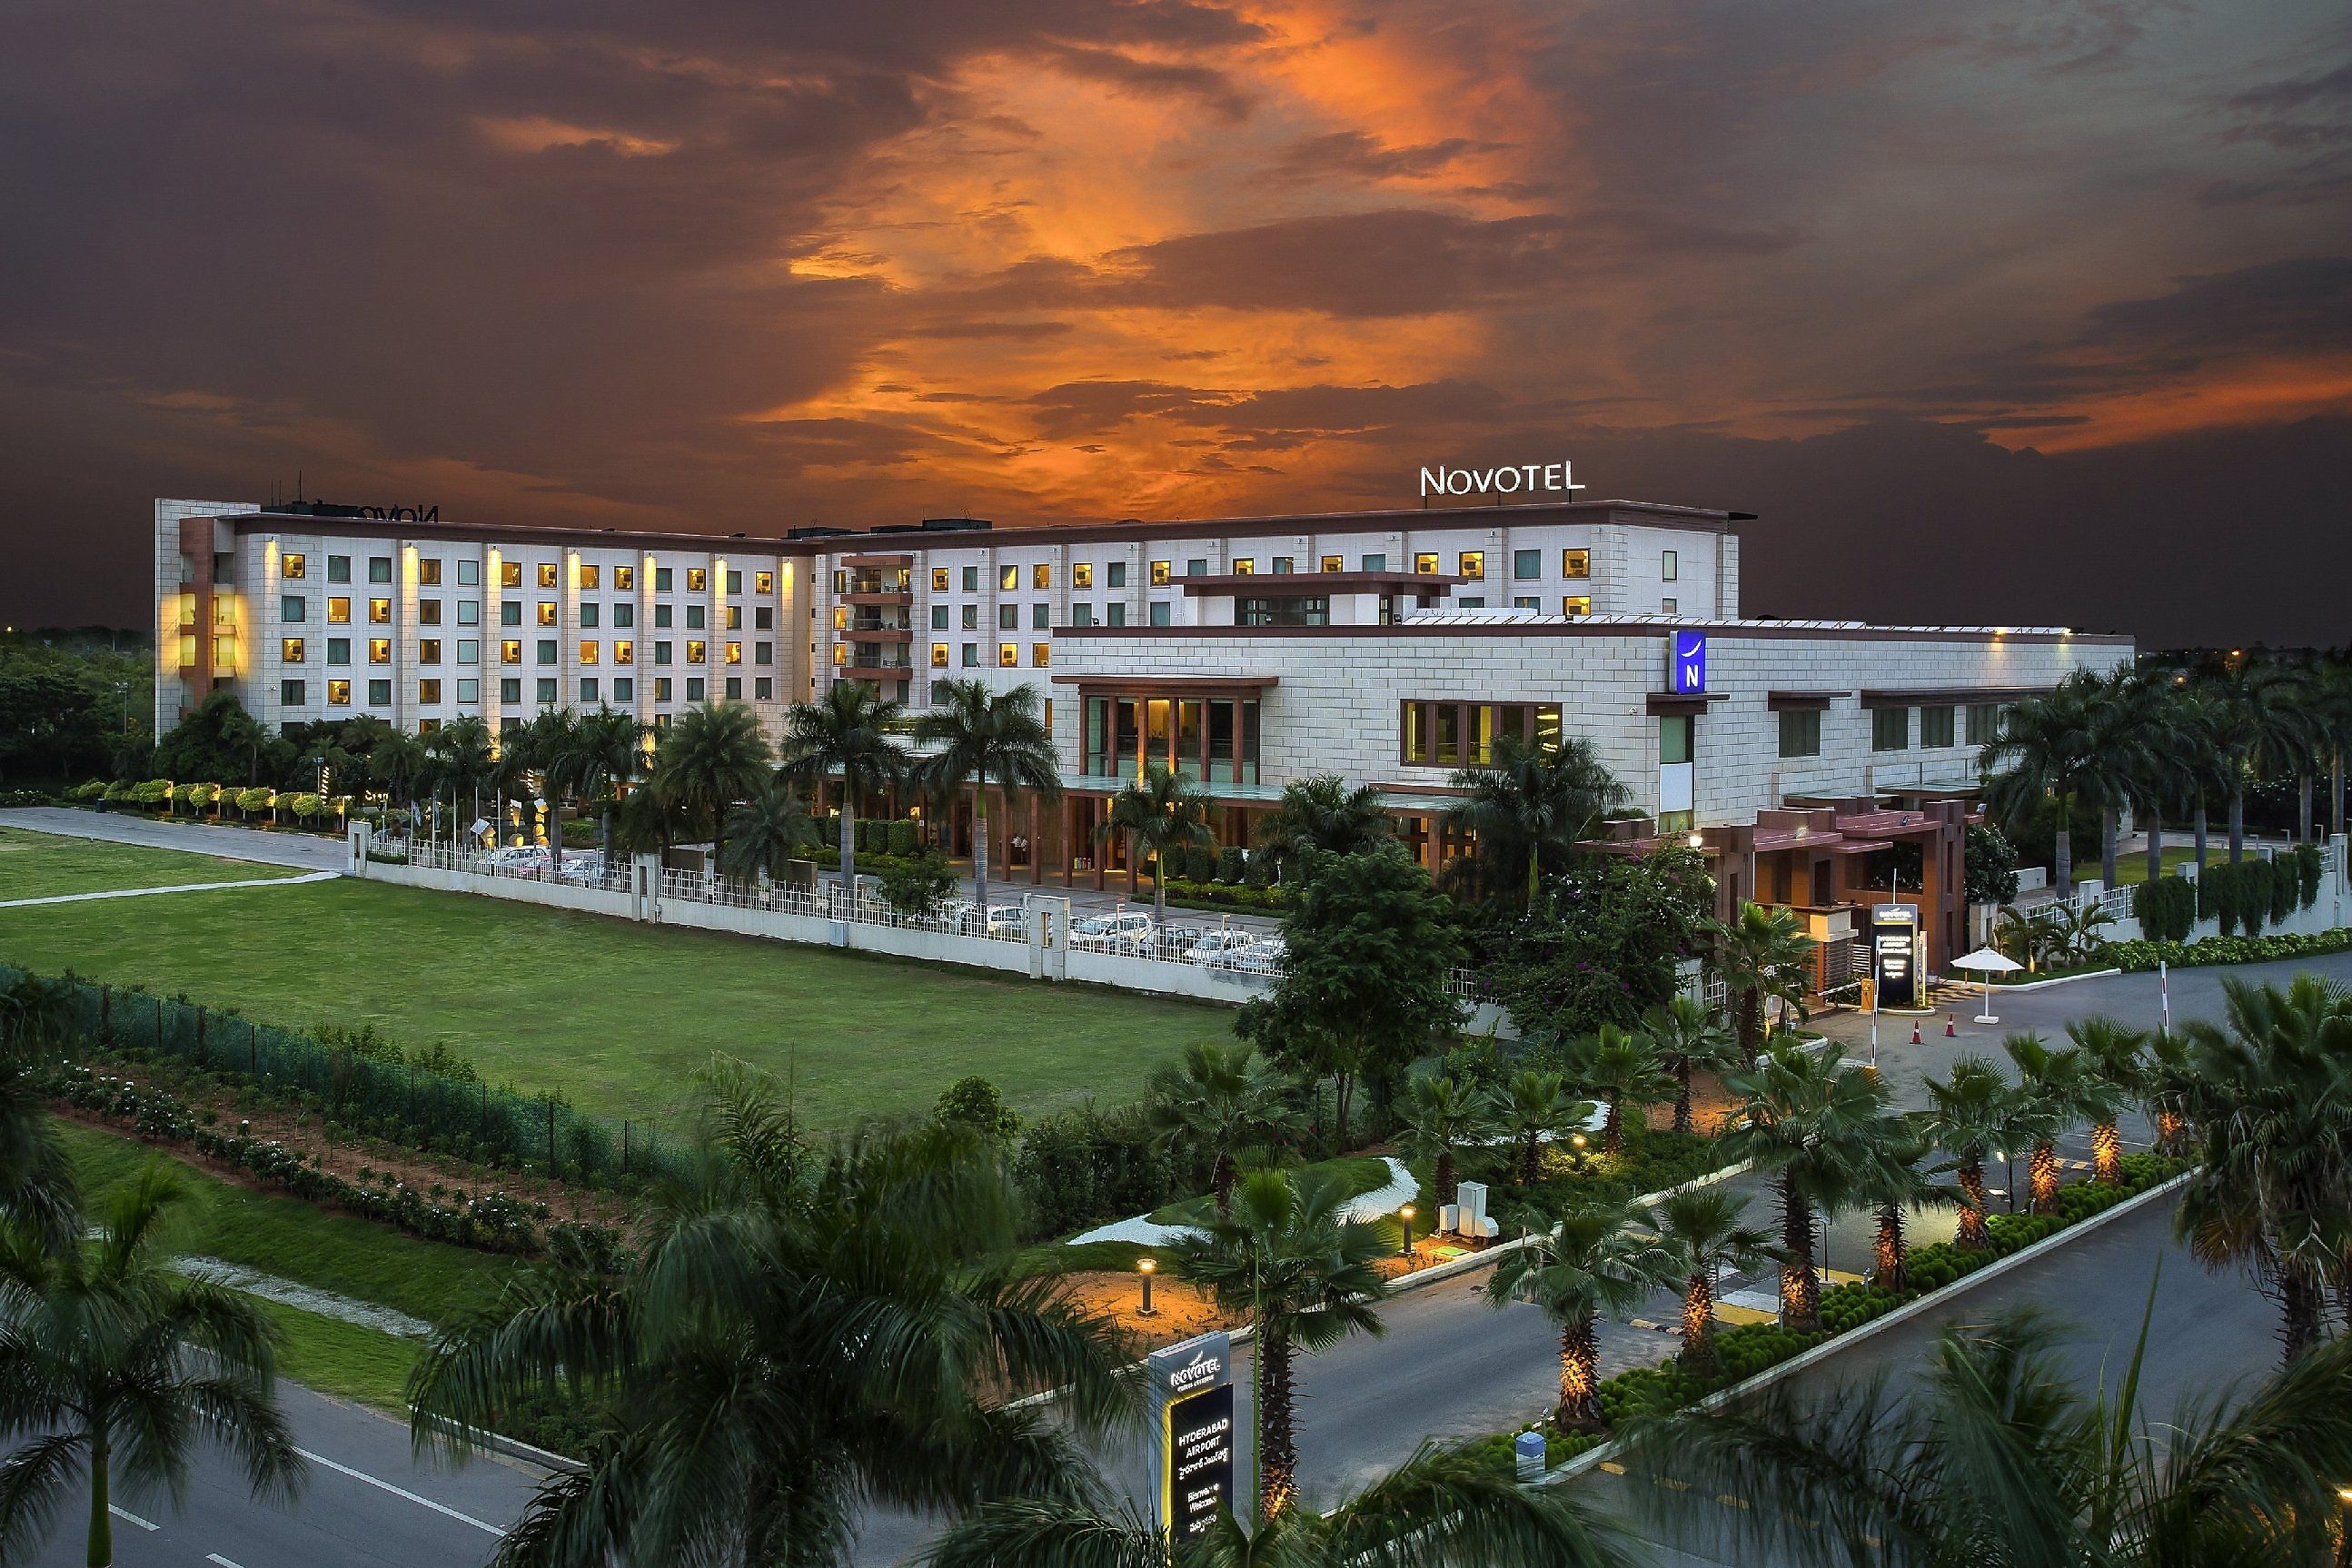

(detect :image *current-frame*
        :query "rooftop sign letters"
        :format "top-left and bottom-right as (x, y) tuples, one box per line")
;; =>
(1419, 462), (1585, 500)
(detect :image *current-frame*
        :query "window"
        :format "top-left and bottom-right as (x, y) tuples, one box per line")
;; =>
(368, 638), (391, 664)
(1460, 598), (1484, 610)
(1563, 548), (1591, 578)
(1321, 555), (1345, 572)
(1032, 603), (1050, 630)
(419, 639), (442, 664)
(1232, 558), (1254, 575)
(655, 678), (672, 701)
(459, 559), (481, 586)
(1150, 560), (1172, 586)
(1661, 550), (1679, 581)
(1872, 707), (1910, 751)
(614, 603), (634, 628)
(755, 570), (772, 595)
(1033, 642), (1051, 666)
(687, 640), (706, 664)
(1659, 714), (1693, 765)
(281, 679), (306, 706)
(419, 599), (442, 625)
(1272, 557), (1294, 574)
(328, 555), (352, 583)
(1108, 603), (1127, 627)
(687, 604), (706, 630)
(368, 679), (392, 705)
(421, 679), (442, 704)
(1459, 551), (1485, 579)
(457, 600), (479, 626)
(282, 637), (305, 662)
(327, 638), (351, 665)
(1920, 704), (1955, 748)
(655, 603), (673, 628)
(369, 598), (391, 624)
(932, 567), (950, 592)
(529, 561), (553, 590)
(1661, 597), (1678, 615)
(501, 601), (521, 627)
(1563, 595), (1591, 617)
(1187, 560), (1208, 576)
(754, 641), (770, 664)
(755, 678), (772, 700)
(725, 569), (741, 594)
(537, 678), (558, 704)
(282, 553), (307, 580)
(1107, 561), (1127, 588)
(501, 678), (521, 703)
(724, 677), (742, 700)
(610, 678), (630, 702)
(537, 601), (558, 627)
(655, 566), (673, 591)
(1073, 562), (1094, 590)
(613, 640), (633, 665)
(458, 639), (478, 664)
(1071, 603), (1096, 627)
(724, 640), (742, 665)
(682, 677), (703, 702)
(1363, 552), (1387, 571)
(1149, 600), (1172, 627)
(419, 559), (442, 586)
(1513, 597), (1538, 610)
(458, 677), (479, 703)
(1398, 702), (1564, 766)
(500, 561), (521, 588)
(614, 564), (634, 590)
(328, 597), (351, 624)
(998, 643), (1018, 668)
(930, 605), (948, 630)
(580, 641), (600, 665)
(533, 639), (555, 664)
(1033, 564), (1051, 590)
(328, 679), (352, 706)
(1967, 703), (2001, 745)
(654, 640), (673, 664)
(282, 595), (306, 622)
(687, 568), (707, 593)
(580, 678), (599, 702)
(931, 642), (949, 668)
(725, 605), (740, 630)
(501, 639), (521, 664)
(959, 565), (978, 592)
(997, 604), (1017, 631)
(1238, 597), (1329, 627)
(369, 557), (392, 584)
(1778, 708), (1822, 758)
(962, 643), (978, 667)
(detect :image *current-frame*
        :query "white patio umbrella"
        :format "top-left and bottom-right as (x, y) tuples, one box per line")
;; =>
(1950, 946), (2023, 1025)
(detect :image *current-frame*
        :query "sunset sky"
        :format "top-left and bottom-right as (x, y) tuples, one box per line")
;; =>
(4, 0), (2347, 642)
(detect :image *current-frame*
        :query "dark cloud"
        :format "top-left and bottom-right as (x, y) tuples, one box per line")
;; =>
(1254, 131), (1508, 184)
(1037, 45), (1256, 120)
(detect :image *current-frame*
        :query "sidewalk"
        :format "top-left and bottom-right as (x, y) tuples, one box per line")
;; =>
(1, 806), (348, 872)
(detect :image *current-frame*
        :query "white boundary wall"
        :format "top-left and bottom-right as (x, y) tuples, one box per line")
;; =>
(2043, 836), (2348, 948)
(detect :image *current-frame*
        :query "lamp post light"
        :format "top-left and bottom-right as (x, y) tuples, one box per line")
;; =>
(1399, 1205), (1415, 1261)
(1136, 1256), (1157, 1318)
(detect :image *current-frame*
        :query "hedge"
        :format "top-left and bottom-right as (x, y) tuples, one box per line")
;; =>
(2135, 876), (2196, 944)
(2110, 927), (2352, 972)
(1156, 877), (1291, 912)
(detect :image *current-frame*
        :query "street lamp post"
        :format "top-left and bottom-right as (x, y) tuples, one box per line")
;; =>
(1136, 1257), (1157, 1318)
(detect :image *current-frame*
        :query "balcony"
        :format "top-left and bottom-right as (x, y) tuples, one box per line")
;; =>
(840, 663), (913, 685)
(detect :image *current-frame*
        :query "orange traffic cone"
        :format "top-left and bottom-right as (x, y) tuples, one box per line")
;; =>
(1910, 1020), (1922, 1046)
(1945, 1012), (1957, 1037)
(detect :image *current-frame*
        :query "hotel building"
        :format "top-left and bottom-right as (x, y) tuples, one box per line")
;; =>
(154, 495), (2131, 969)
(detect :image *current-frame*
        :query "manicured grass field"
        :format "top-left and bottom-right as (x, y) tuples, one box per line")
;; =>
(2095, 847), (2201, 888)
(0, 824), (300, 900)
(0, 852), (1237, 1128)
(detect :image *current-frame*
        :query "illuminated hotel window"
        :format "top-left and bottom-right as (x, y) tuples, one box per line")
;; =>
(998, 643), (1018, 668)
(1232, 559), (1254, 575)
(369, 639), (391, 664)
(419, 559), (442, 585)
(580, 564), (600, 590)
(538, 601), (558, 627)
(726, 605), (741, 630)
(1150, 560), (1171, 586)
(724, 640), (742, 665)
(613, 640), (633, 665)
(1321, 555), (1344, 572)
(281, 637), (304, 663)
(1073, 562), (1094, 589)
(368, 598), (390, 624)
(538, 562), (559, 589)
(830, 642), (846, 667)
(281, 680), (304, 706)
(501, 561), (522, 588)
(1398, 701), (1564, 767)
(831, 605), (848, 630)
(687, 568), (708, 593)
(501, 640), (521, 664)
(614, 565), (634, 590)
(1034, 563), (1052, 590)
(328, 597), (351, 624)
(1458, 551), (1484, 579)
(420, 639), (442, 664)
(931, 643), (949, 669)
(580, 641), (600, 665)
(328, 680), (352, 706)
(756, 571), (773, 595)
(283, 554), (306, 579)
(1033, 642), (1051, 667)
(1563, 549), (1591, 578)
(932, 567), (950, 591)
(1414, 552), (1440, 575)
(1563, 596), (1591, 617)
(421, 679), (442, 704)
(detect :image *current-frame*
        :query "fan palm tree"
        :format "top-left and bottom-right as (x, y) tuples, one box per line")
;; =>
(1097, 763), (1213, 930)
(1639, 993), (1739, 1135)
(1173, 1168), (1391, 1522)
(912, 679), (1061, 921)
(780, 683), (907, 888)
(1397, 1074), (1502, 1208)
(916, 1442), (1641, 1568)
(1706, 903), (1813, 1067)
(653, 700), (774, 873)
(1560, 1025), (1674, 1155)
(1443, 734), (1628, 906)
(412, 1063), (1136, 1566)
(1487, 1198), (1675, 1430)
(1254, 775), (1394, 883)
(1844, 1119), (1947, 1294)
(1143, 1041), (1303, 1217)
(2004, 1034), (2126, 1214)
(2205, 660), (2312, 862)
(2065, 1017), (2149, 1186)
(1497, 1070), (1590, 1187)
(553, 705), (647, 867)
(1623, 1308), (2352, 1568)
(1717, 1044), (1896, 1331)
(718, 776), (821, 888)
(1980, 671), (2097, 896)
(1920, 1055), (2039, 1249)
(1647, 1188), (1778, 1374)
(0, 1164), (303, 1568)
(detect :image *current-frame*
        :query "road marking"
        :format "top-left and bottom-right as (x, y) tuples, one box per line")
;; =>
(206, 1555), (246, 1568)
(107, 1504), (159, 1531)
(293, 1447), (502, 1536)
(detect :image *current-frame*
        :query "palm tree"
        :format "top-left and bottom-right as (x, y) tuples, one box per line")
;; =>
(1144, 1041), (1304, 1217)
(1980, 671), (2096, 895)
(369, 726), (430, 824)
(515, 706), (580, 872)
(1647, 1188), (1777, 1374)
(2204, 660), (2312, 862)
(1486, 1198), (1675, 1430)
(2065, 1017), (2149, 1186)
(917, 1443), (1640, 1568)
(1097, 762), (1213, 930)
(1623, 1311), (2352, 1568)
(779, 683), (906, 888)
(1254, 774), (1394, 882)
(2003, 1034), (2124, 1215)
(412, 1063), (1136, 1564)
(1174, 1168), (1390, 1521)
(553, 705), (647, 867)
(0, 1058), (75, 1250)
(423, 714), (494, 846)
(2076, 668), (2156, 891)
(1560, 1025), (1673, 1155)
(912, 679), (1060, 921)
(2311, 660), (2352, 840)
(1639, 993), (1739, 1135)
(1706, 903), (1813, 1067)
(1397, 1074), (1501, 1208)
(0, 1165), (303, 1567)
(1717, 1044), (1895, 1331)
(1920, 1054), (2037, 1249)
(1844, 1119), (1946, 1294)
(1497, 1069), (1590, 1187)
(1443, 734), (1628, 905)
(656, 700), (775, 873)
(718, 776), (821, 888)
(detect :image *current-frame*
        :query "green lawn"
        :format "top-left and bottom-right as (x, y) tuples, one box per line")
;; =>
(2096, 848), (2201, 888)
(2, 872), (1236, 1128)
(0, 824), (300, 901)
(256, 1296), (423, 1410)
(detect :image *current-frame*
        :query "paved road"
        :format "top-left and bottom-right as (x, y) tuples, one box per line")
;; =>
(1, 806), (349, 873)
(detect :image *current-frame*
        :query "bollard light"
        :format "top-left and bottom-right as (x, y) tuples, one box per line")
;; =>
(1136, 1256), (1157, 1318)
(1399, 1205), (1416, 1259)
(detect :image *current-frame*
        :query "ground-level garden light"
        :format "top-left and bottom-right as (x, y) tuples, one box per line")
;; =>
(1399, 1205), (1415, 1259)
(1136, 1256), (1156, 1317)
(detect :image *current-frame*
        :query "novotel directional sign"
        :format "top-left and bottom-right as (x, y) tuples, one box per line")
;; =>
(1419, 461), (1585, 500)
(1148, 1331), (1235, 1542)
(1669, 631), (1708, 694)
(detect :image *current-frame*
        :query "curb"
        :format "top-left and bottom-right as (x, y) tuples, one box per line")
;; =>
(1533, 1168), (2195, 1487)
(413, 1409), (587, 1475)
(1989, 967), (2123, 993)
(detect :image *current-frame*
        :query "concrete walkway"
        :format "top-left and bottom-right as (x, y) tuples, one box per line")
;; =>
(174, 1256), (435, 1338)
(0, 869), (339, 909)
(1067, 1156), (1417, 1245)
(0, 806), (351, 871)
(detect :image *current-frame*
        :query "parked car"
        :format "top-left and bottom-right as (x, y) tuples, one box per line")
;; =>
(986, 904), (1030, 938)
(1226, 937), (1286, 975)
(1070, 910), (1155, 956)
(1185, 928), (1260, 966)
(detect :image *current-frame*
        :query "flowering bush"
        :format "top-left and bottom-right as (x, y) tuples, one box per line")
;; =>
(2109, 928), (2352, 973)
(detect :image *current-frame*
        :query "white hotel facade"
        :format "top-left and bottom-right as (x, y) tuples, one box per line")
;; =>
(155, 495), (2131, 969)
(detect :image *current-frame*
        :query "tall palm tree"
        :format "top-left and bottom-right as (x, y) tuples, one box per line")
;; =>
(369, 726), (430, 825)
(1098, 762), (1213, 930)
(1640, 993), (1740, 1135)
(554, 705), (647, 867)
(2075, 669), (2156, 891)
(1717, 1044), (1896, 1331)
(1707, 902), (1814, 1067)
(1845, 1119), (1946, 1294)
(0, 1165), (303, 1567)
(1443, 734), (1628, 906)
(656, 700), (776, 874)
(423, 714), (494, 846)
(1486, 1198), (1675, 1430)
(2311, 660), (2352, 840)
(1174, 1168), (1390, 1522)
(1647, 1188), (1778, 1374)
(412, 1064), (1136, 1566)
(917, 1443), (1641, 1568)
(1144, 1041), (1304, 1217)
(1623, 1311), (2352, 1568)
(2065, 1016), (2149, 1186)
(1398, 1073), (1502, 1209)
(2004, 1034), (2125, 1215)
(1498, 1069), (1590, 1187)
(514, 705), (580, 872)
(1979, 671), (2097, 896)
(912, 679), (1060, 921)
(2204, 660), (2312, 862)
(1920, 1055), (2038, 1249)
(718, 777), (821, 888)
(0, 1057), (75, 1250)
(779, 683), (906, 888)
(1560, 1025), (1674, 1155)
(1254, 775), (1394, 882)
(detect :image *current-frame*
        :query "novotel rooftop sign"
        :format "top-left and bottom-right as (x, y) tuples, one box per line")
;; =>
(1420, 461), (1585, 500)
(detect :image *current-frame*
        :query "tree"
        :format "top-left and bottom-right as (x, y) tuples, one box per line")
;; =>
(1143, 1041), (1303, 1217)
(1236, 847), (1464, 1150)
(1559, 1024), (1673, 1155)
(1253, 774), (1394, 882)
(1960, 822), (2020, 908)
(1397, 1074), (1501, 1208)
(2075, 668), (2158, 891)
(1174, 1168), (1390, 1522)
(2004, 1033), (2126, 1213)
(912, 680), (1060, 920)
(1706, 902), (1813, 1067)
(412, 1063), (1134, 1566)
(1717, 1045), (1897, 1332)
(1623, 1311), (2352, 1568)
(0, 1165), (303, 1567)
(1486, 1198), (1675, 1430)
(1920, 1055), (2038, 1250)
(151, 689), (283, 786)
(779, 683), (906, 888)
(553, 706), (647, 865)
(423, 715), (494, 844)
(1497, 1069), (1590, 1188)
(1979, 672), (2097, 895)
(1647, 1188), (1778, 1375)
(1097, 763), (1213, 929)
(1443, 734), (1628, 906)
(655, 700), (774, 873)
(0, 1054), (75, 1251)
(718, 776), (820, 886)
(916, 1443), (1640, 1568)
(1844, 1119), (1945, 1294)
(2204, 660), (2312, 863)
(1482, 845), (1716, 1044)
(1640, 993), (1738, 1136)
(2065, 1016), (2149, 1186)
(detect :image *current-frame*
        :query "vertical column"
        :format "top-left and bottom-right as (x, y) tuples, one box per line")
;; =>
(711, 554), (729, 709)
(638, 552), (658, 728)
(561, 547), (581, 713)
(397, 541), (421, 732)
(483, 547), (504, 736)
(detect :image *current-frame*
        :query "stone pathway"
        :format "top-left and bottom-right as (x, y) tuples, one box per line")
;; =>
(1067, 1156), (1416, 1246)
(173, 1256), (433, 1339)
(0, 869), (340, 909)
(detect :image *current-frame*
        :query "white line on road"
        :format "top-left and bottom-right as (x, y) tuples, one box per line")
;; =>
(293, 1447), (503, 1536)
(206, 1554), (246, 1568)
(107, 1504), (159, 1531)
(0, 870), (338, 908)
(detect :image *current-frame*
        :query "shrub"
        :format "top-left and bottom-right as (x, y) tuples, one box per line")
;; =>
(104, 781), (135, 803)
(888, 819), (918, 857)
(1183, 843), (1216, 883)
(2134, 876), (2196, 944)
(875, 850), (957, 918)
(2294, 844), (2324, 909)
(2269, 855), (2297, 927)
(1215, 846), (1245, 884)
(1014, 1101), (1188, 1240)
(134, 779), (174, 808)
(934, 1076), (1020, 1146)
(70, 779), (111, 802)
(1242, 849), (1277, 888)
(2111, 927), (2352, 972)
(235, 786), (274, 816)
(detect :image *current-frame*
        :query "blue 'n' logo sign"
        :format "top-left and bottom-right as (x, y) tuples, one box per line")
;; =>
(1671, 633), (1707, 695)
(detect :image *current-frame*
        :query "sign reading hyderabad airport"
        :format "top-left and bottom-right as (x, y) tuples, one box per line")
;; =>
(1419, 461), (1585, 500)
(1149, 1331), (1236, 1542)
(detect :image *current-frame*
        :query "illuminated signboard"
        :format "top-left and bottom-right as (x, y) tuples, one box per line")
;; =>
(1149, 1331), (1235, 1541)
(1871, 903), (1920, 1009)
(1669, 632), (1707, 695)
(1418, 462), (1584, 500)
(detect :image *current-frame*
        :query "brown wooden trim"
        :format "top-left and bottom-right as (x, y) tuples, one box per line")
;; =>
(1053, 625), (2127, 648)
(1049, 675), (1278, 693)
(839, 553), (913, 568)
(1859, 686), (2049, 707)
(1768, 690), (1843, 710)
(1178, 571), (1467, 596)
(1646, 693), (1722, 715)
